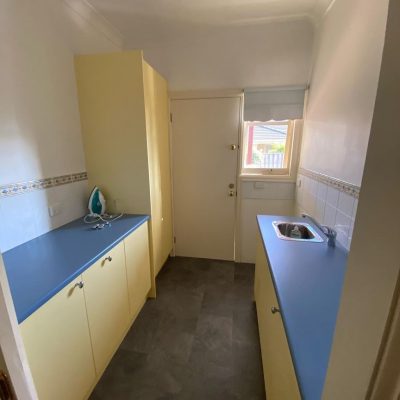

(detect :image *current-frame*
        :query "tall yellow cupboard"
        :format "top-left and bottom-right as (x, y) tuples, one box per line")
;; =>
(74, 51), (173, 293)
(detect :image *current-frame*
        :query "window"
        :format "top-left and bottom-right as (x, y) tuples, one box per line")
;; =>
(241, 120), (294, 176)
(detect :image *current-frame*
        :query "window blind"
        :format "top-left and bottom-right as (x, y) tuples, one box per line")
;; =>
(244, 87), (306, 121)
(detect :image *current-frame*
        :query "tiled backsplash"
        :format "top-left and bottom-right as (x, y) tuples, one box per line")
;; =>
(295, 168), (359, 250)
(0, 172), (87, 198)
(0, 173), (88, 252)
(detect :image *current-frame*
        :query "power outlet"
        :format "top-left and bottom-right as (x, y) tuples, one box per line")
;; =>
(48, 203), (62, 217)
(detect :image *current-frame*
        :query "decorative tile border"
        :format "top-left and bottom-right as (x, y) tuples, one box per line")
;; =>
(298, 167), (360, 198)
(0, 172), (87, 198)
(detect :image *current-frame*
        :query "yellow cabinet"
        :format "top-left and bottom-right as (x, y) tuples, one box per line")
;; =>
(82, 242), (130, 376)
(142, 62), (173, 277)
(255, 233), (301, 400)
(20, 276), (95, 400)
(124, 221), (151, 320)
(75, 51), (174, 294)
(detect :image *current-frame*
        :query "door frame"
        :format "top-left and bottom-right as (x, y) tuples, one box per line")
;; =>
(367, 266), (400, 399)
(169, 90), (244, 262)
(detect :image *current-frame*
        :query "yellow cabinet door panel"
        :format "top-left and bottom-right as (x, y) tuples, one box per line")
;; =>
(255, 234), (301, 400)
(20, 276), (95, 400)
(124, 222), (151, 319)
(143, 62), (173, 276)
(82, 242), (130, 376)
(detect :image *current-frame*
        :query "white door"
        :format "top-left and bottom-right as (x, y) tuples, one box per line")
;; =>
(171, 96), (241, 260)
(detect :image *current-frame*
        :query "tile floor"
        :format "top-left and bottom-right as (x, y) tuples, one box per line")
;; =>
(90, 257), (265, 400)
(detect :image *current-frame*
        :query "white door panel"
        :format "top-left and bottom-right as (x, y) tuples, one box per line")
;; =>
(171, 97), (240, 260)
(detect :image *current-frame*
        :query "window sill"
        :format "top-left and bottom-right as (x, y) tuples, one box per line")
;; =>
(239, 174), (297, 183)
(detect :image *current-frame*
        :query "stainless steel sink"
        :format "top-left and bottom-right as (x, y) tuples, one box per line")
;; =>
(272, 221), (324, 243)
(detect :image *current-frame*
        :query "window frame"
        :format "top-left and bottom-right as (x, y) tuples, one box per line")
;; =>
(240, 120), (295, 178)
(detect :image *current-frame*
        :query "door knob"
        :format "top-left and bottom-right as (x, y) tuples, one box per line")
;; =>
(229, 190), (236, 197)
(228, 183), (235, 189)
(271, 306), (280, 314)
(230, 144), (237, 150)
(103, 256), (112, 263)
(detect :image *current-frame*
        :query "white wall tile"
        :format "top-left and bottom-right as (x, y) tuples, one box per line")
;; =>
(241, 181), (295, 200)
(0, 181), (87, 252)
(348, 218), (355, 248)
(326, 186), (340, 208)
(295, 174), (359, 251)
(352, 198), (359, 220)
(296, 176), (304, 207)
(323, 203), (337, 227)
(337, 191), (355, 217)
(302, 175), (310, 195)
(317, 182), (328, 200)
(309, 178), (318, 197)
(315, 197), (325, 222)
(334, 211), (352, 249)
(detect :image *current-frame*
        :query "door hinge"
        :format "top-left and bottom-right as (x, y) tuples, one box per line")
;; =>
(174, 236), (176, 243)
(170, 113), (173, 123)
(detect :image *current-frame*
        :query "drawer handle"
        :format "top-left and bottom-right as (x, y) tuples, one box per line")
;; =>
(271, 306), (280, 314)
(74, 282), (84, 289)
(104, 256), (112, 263)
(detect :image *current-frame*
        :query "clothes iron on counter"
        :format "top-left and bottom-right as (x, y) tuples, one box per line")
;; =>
(88, 186), (106, 216)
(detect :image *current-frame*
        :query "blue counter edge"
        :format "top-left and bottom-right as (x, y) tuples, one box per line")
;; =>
(6, 215), (150, 324)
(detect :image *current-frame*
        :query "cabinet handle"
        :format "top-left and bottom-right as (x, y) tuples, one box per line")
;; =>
(103, 256), (112, 263)
(271, 306), (280, 314)
(74, 282), (84, 289)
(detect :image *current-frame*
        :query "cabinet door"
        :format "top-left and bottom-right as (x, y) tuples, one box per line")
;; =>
(143, 62), (173, 276)
(124, 222), (151, 319)
(20, 276), (95, 400)
(82, 242), (130, 375)
(255, 234), (301, 400)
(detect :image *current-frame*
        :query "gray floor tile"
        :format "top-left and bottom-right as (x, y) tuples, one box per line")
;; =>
(90, 257), (265, 400)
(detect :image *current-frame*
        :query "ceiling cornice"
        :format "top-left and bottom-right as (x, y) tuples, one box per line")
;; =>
(62, 0), (124, 48)
(227, 13), (314, 27)
(312, 0), (337, 24)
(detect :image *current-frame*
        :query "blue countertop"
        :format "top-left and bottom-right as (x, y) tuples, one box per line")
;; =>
(257, 215), (348, 400)
(3, 214), (149, 324)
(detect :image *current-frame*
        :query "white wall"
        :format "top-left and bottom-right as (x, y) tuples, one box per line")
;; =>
(323, 0), (399, 396)
(294, 0), (390, 251)
(140, 19), (314, 91)
(299, 0), (389, 186)
(0, 0), (121, 251)
(239, 181), (295, 263)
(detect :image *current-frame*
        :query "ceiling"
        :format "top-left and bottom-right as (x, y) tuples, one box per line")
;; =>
(86, 0), (333, 47)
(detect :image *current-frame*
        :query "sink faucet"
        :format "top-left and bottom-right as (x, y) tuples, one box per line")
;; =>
(301, 213), (337, 247)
